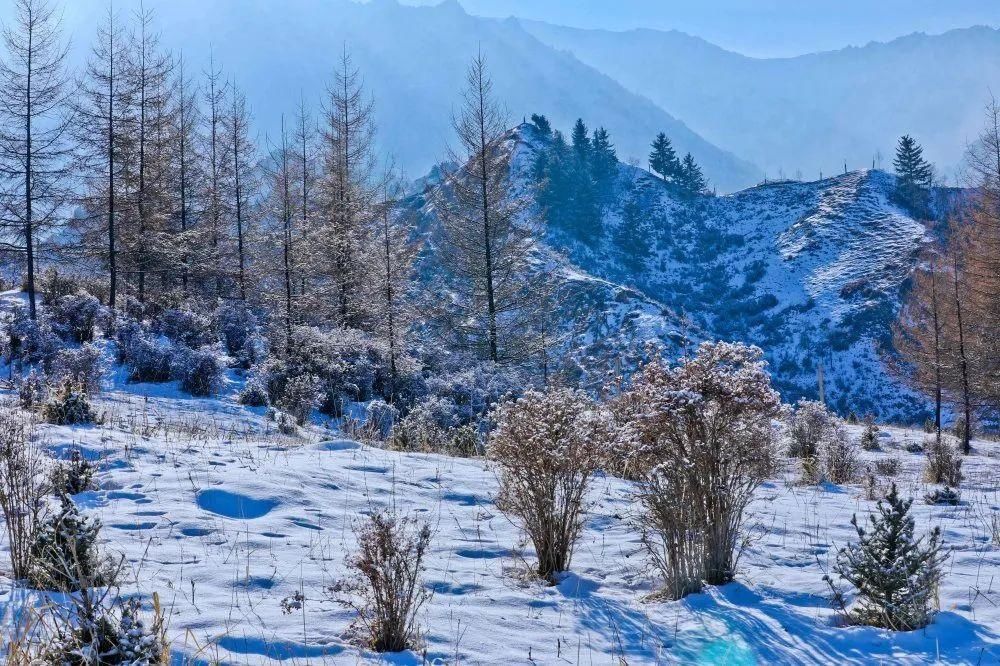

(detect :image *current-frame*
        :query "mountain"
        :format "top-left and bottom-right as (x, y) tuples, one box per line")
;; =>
(48, 0), (759, 191)
(521, 21), (1000, 184)
(409, 124), (948, 421)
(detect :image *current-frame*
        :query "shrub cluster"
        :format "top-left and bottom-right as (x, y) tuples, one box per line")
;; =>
(613, 342), (781, 598)
(489, 387), (614, 580)
(330, 511), (432, 652)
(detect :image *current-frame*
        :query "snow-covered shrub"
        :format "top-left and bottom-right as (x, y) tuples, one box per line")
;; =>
(213, 300), (259, 357)
(28, 494), (114, 591)
(490, 388), (613, 581)
(331, 510), (431, 652)
(389, 406), (450, 453)
(51, 448), (97, 496)
(425, 363), (520, 426)
(874, 457), (902, 477)
(51, 343), (105, 394)
(0, 409), (49, 582)
(116, 320), (174, 383)
(923, 436), (962, 486)
(825, 484), (946, 630)
(787, 399), (840, 458)
(860, 416), (881, 451)
(154, 306), (214, 348)
(50, 291), (107, 343)
(6, 307), (63, 370)
(276, 373), (324, 426)
(42, 382), (97, 425)
(924, 486), (960, 506)
(173, 347), (224, 397)
(237, 376), (270, 407)
(614, 342), (781, 598)
(449, 424), (479, 457)
(16, 369), (48, 408)
(366, 400), (399, 439)
(35, 593), (168, 665)
(822, 427), (860, 484)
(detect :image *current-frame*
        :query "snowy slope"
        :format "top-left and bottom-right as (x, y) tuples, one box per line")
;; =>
(1, 387), (998, 664)
(471, 125), (948, 421)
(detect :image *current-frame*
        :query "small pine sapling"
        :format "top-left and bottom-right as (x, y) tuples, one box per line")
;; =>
(860, 415), (880, 451)
(825, 483), (947, 630)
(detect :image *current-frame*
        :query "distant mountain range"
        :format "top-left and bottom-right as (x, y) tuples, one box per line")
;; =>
(46, 0), (998, 192)
(521, 20), (1000, 185)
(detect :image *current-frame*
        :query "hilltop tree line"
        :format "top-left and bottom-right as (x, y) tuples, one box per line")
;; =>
(528, 114), (709, 245)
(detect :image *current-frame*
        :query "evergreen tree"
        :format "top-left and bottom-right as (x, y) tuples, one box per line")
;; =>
(570, 118), (590, 162)
(678, 153), (707, 198)
(825, 483), (946, 630)
(529, 113), (551, 136)
(893, 135), (933, 214)
(28, 494), (109, 591)
(648, 132), (679, 185)
(612, 181), (653, 270)
(590, 127), (617, 205)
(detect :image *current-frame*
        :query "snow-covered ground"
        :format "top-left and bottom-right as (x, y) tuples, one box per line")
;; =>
(1, 385), (998, 665)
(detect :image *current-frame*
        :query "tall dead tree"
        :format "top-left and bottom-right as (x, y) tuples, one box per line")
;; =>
(437, 51), (537, 363)
(74, 7), (132, 308)
(0, 0), (73, 319)
(226, 79), (256, 301)
(125, 5), (172, 303)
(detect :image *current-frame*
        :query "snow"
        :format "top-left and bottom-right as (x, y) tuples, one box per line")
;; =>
(2, 386), (998, 664)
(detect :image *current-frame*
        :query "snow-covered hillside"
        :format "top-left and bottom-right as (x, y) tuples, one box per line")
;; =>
(423, 125), (946, 421)
(2, 384), (998, 664)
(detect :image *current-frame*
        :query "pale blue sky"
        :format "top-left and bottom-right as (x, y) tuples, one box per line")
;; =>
(399, 0), (1000, 57)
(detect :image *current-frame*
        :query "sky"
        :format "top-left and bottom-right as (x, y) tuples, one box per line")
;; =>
(397, 0), (1000, 57)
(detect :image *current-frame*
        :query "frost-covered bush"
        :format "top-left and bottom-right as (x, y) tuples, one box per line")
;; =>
(259, 326), (401, 414)
(116, 319), (173, 383)
(50, 291), (107, 343)
(874, 457), (902, 477)
(16, 369), (48, 408)
(36, 594), (168, 665)
(923, 436), (962, 486)
(924, 486), (960, 506)
(489, 388), (614, 581)
(366, 400), (399, 439)
(331, 510), (431, 652)
(425, 363), (521, 426)
(0, 410), (49, 582)
(237, 376), (270, 407)
(390, 406), (451, 453)
(42, 382), (97, 426)
(787, 399), (840, 458)
(213, 300), (260, 357)
(614, 342), (781, 598)
(825, 484), (946, 630)
(5, 307), (63, 370)
(173, 347), (224, 397)
(154, 306), (214, 348)
(28, 494), (113, 590)
(51, 343), (105, 394)
(276, 373), (324, 426)
(214, 301), (268, 368)
(823, 427), (860, 484)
